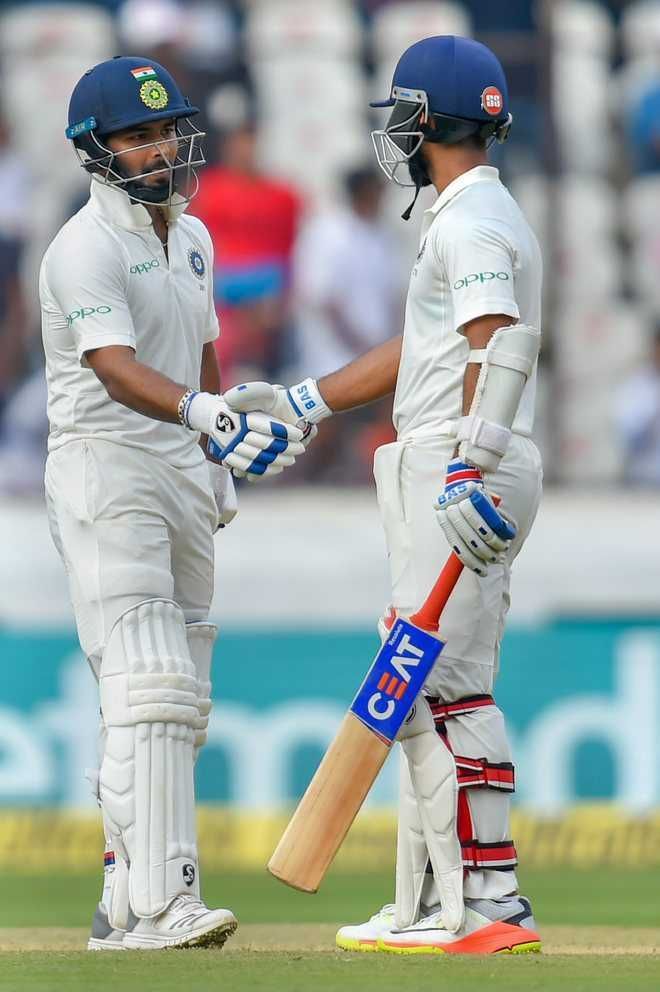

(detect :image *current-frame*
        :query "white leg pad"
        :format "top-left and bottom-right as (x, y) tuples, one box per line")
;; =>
(398, 697), (464, 933)
(99, 599), (200, 920)
(394, 746), (429, 930)
(186, 621), (218, 755)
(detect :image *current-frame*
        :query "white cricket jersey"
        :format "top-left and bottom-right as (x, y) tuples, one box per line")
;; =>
(393, 165), (542, 441)
(40, 178), (219, 470)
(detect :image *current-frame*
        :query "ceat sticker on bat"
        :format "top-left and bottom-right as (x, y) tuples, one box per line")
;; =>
(481, 86), (503, 116)
(350, 619), (444, 744)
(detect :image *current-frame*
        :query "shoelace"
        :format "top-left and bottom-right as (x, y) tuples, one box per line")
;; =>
(371, 904), (395, 921)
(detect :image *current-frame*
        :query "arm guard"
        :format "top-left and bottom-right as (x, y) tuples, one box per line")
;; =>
(457, 323), (540, 472)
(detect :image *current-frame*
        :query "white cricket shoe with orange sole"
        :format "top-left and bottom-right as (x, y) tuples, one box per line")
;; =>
(377, 896), (541, 955)
(336, 904), (396, 952)
(123, 894), (237, 950)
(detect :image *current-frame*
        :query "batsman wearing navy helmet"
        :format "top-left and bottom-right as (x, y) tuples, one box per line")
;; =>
(222, 36), (543, 954)
(40, 57), (307, 950)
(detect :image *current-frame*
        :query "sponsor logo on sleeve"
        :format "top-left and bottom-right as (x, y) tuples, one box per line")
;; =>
(453, 271), (510, 290)
(66, 305), (113, 327)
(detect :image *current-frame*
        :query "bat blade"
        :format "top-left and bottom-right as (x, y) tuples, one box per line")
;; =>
(267, 618), (444, 891)
(267, 711), (389, 892)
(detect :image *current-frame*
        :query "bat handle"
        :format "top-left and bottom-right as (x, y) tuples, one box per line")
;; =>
(409, 494), (502, 633)
(409, 554), (464, 632)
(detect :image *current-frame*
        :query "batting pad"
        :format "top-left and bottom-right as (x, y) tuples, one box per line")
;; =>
(186, 621), (217, 754)
(399, 699), (464, 933)
(99, 599), (199, 920)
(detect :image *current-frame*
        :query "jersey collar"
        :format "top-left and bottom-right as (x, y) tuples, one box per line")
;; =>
(89, 177), (188, 232)
(425, 165), (501, 217)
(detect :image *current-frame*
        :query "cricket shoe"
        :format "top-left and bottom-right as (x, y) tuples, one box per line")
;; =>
(377, 896), (541, 955)
(336, 904), (396, 952)
(123, 894), (237, 950)
(87, 902), (136, 951)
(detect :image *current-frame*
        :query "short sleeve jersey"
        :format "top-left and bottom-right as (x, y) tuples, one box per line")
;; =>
(40, 179), (219, 469)
(393, 166), (542, 440)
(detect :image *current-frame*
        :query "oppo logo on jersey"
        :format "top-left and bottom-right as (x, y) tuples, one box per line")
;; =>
(130, 258), (160, 275)
(66, 305), (112, 327)
(454, 271), (510, 290)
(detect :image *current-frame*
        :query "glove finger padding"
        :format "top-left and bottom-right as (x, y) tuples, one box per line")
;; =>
(437, 510), (489, 575)
(230, 442), (297, 469)
(446, 503), (501, 564)
(223, 382), (277, 415)
(462, 490), (516, 549)
(240, 412), (303, 443)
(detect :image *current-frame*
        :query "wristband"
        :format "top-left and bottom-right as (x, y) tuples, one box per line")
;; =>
(178, 388), (198, 429)
(286, 377), (332, 424)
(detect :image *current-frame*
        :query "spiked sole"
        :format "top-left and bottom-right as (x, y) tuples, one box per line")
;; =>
(124, 919), (238, 951)
(378, 922), (542, 956)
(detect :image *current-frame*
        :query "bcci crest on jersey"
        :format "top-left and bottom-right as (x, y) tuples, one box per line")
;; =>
(188, 248), (205, 280)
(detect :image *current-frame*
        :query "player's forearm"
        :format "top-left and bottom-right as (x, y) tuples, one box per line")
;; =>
(318, 334), (402, 413)
(200, 342), (221, 394)
(88, 348), (189, 423)
(198, 343), (221, 450)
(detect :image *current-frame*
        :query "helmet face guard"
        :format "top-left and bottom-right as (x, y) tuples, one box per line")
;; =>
(371, 87), (429, 188)
(72, 116), (206, 207)
(371, 85), (513, 189)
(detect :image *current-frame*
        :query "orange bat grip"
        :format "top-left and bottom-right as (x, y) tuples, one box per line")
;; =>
(409, 495), (501, 633)
(409, 553), (464, 632)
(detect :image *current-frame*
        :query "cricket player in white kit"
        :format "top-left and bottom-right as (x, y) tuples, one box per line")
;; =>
(223, 36), (543, 954)
(41, 56), (307, 950)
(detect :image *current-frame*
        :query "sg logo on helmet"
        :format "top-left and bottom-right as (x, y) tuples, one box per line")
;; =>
(66, 305), (112, 327)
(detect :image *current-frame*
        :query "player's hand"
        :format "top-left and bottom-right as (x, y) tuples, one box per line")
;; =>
(224, 379), (331, 442)
(433, 459), (516, 576)
(207, 462), (238, 530)
(185, 391), (305, 481)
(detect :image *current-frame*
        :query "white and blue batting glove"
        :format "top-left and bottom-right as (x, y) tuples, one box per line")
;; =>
(224, 379), (330, 440)
(184, 391), (305, 481)
(433, 458), (516, 576)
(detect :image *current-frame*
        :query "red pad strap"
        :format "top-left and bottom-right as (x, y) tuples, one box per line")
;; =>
(461, 840), (518, 871)
(455, 757), (515, 793)
(429, 694), (495, 721)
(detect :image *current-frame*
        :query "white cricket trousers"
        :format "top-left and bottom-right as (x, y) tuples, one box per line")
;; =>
(45, 438), (218, 675)
(374, 431), (542, 899)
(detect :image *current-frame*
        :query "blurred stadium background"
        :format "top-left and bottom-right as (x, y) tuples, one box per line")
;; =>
(1, 0), (660, 896)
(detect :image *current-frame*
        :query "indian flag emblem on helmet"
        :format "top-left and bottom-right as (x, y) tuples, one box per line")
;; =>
(139, 80), (169, 111)
(131, 66), (157, 81)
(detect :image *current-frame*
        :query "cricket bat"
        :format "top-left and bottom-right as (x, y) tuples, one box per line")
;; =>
(267, 551), (465, 892)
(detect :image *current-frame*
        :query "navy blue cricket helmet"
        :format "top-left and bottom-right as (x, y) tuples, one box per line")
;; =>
(66, 56), (205, 206)
(371, 36), (512, 197)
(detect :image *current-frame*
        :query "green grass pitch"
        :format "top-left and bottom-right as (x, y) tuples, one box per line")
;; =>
(1, 868), (658, 991)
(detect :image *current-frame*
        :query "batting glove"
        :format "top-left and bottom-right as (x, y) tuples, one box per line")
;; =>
(207, 462), (238, 530)
(433, 459), (516, 576)
(184, 391), (305, 481)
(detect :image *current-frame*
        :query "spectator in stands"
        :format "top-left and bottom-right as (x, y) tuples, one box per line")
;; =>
(291, 166), (402, 482)
(615, 328), (660, 485)
(628, 80), (660, 174)
(0, 112), (30, 413)
(293, 166), (402, 378)
(190, 86), (302, 384)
